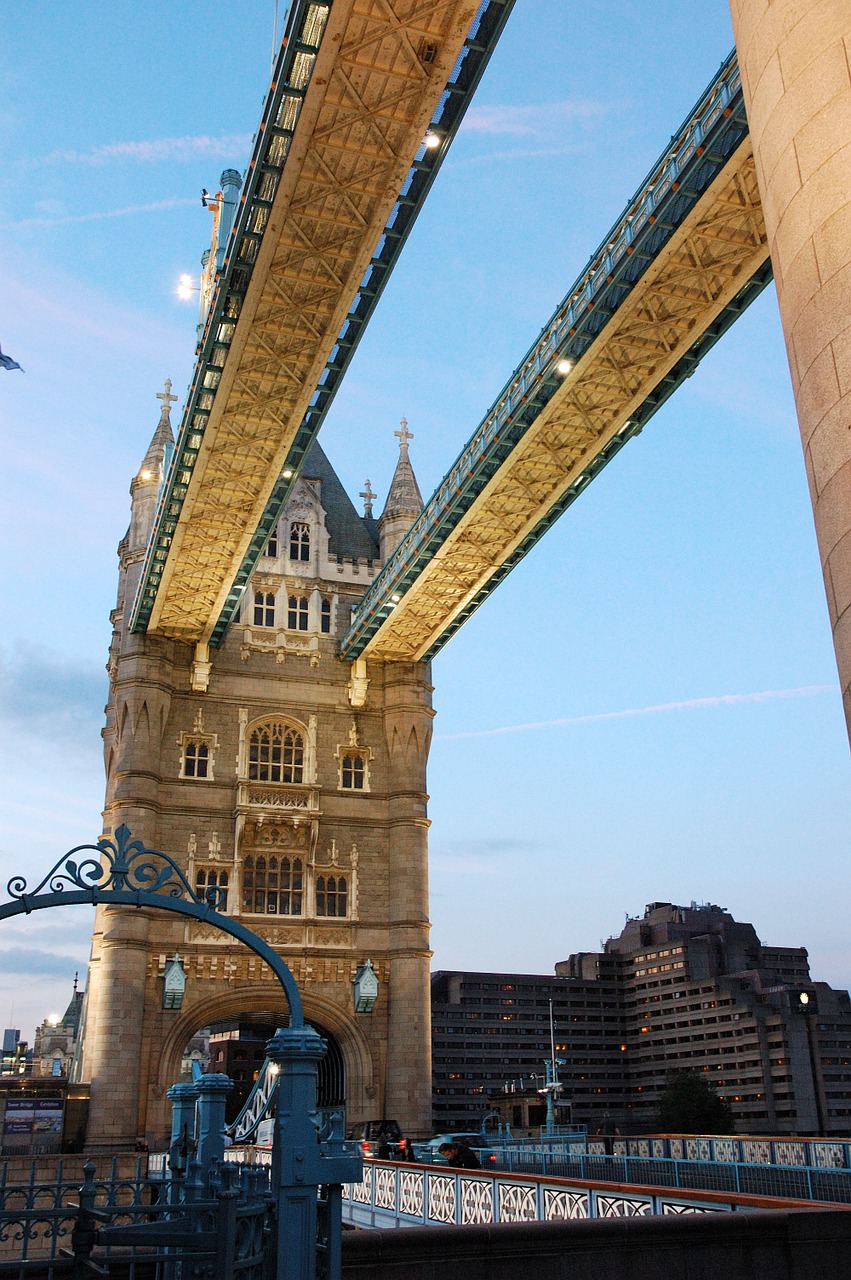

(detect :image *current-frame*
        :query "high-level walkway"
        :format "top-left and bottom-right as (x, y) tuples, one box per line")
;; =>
(128, 0), (851, 747)
(131, 0), (514, 651)
(341, 53), (770, 662)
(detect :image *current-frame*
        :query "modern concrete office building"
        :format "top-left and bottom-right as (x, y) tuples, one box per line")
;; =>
(432, 901), (851, 1136)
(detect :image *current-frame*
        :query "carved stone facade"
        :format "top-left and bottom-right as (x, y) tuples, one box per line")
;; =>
(82, 413), (434, 1147)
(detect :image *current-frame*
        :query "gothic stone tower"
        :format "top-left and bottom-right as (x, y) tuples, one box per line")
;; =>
(81, 390), (433, 1147)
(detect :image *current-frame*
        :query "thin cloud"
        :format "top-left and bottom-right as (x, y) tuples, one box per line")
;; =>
(430, 837), (540, 877)
(7, 198), (197, 231)
(0, 948), (90, 978)
(454, 143), (590, 167)
(463, 100), (606, 137)
(438, 685), (839, 742)
(0, 643), (105, 733)
(36, 133), (252, 167)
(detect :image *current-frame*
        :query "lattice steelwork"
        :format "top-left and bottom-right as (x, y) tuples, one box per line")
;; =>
(341, 52), (772, 663)
(132, 0), (507, 642)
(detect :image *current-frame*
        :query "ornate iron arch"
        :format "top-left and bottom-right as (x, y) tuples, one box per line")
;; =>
(0, 824), (304, 1025)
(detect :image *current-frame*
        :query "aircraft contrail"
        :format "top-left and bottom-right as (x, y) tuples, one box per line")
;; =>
(437, 684), (838, 741)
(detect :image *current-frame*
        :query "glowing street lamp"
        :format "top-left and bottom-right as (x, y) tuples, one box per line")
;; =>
(177, 274), (199, 301)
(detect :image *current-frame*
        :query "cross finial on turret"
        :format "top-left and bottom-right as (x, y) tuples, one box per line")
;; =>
(360, 479), (376, 518)
(395, 417), (413, 453)
(156, 377), (177, 420)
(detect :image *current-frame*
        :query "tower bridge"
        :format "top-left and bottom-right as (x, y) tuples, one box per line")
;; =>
(83, 0), (851, 1150)
(341, 52), (773, 663)
(130, 0), (514, 667)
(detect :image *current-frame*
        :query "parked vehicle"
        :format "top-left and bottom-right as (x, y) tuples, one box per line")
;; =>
(347, 1120), (405, 1159)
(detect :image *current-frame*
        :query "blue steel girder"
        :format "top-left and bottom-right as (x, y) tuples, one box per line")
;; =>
(130, 0), (516, 643)
(340, 51), (769, 663)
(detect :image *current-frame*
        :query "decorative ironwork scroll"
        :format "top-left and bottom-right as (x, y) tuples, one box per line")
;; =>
(8, 824), (225, 908)
(0, 824), (303, 1023)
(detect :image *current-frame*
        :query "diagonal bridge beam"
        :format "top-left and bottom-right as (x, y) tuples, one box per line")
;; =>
(340, 51), (773, 664)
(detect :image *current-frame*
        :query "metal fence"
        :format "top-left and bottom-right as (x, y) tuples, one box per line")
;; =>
(487, 1148), (851, 1204)
(0, 1156), (150, 1279)
(618, 1135), (851, 1169)
(0, 1155), (274, 1280)
(340, 1160), (791, 1231)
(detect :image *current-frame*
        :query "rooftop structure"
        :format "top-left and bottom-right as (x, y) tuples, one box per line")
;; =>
(433, 902), (851, 1136)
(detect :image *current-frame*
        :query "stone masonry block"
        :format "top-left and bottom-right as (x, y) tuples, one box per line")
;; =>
(794, 91), (851, 187)
(826, 527), (851, 624)
(777, 237), (822, 325)
(812, 196), (851, 286)
(777, 0), (851, 90)
(812, 456), (851, 565)
(759, 141), (802, 246)
(790, 263), (851, 382)
(788, 337), (834, 442)
(805, 392), (851, 494)
(772, 150), (847, 280)
(757, 42), (848, 185)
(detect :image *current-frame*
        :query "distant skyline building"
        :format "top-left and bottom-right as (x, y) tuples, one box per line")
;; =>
(432, 902), (851, 1136)
(32, 980), (84, 1079)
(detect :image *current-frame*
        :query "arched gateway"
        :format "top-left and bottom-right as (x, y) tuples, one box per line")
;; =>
(80, 412), (433, 1147)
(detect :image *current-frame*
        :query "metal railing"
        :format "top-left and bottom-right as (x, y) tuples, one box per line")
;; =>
(341, 1158), (817, 1231)
(0, 1155), (144, 1279)
(487, 1148), (851, 1205)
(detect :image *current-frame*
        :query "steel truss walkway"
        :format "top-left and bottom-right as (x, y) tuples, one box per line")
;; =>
(341, 52), (772, 663)
(131, 0), (514, 647)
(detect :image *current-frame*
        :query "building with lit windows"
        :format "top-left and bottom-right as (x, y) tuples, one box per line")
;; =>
(432, 902), (851, 1136)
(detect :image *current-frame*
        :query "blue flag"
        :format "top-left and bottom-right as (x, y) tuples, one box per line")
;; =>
(0, 347), (23, 372)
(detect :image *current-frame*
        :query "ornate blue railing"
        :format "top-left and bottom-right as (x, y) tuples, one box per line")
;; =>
(340, 1158), (820, 1231)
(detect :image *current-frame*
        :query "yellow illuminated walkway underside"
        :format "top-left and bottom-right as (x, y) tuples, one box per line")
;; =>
(361, 142), (769, 661)
(148, 0), (480, 643)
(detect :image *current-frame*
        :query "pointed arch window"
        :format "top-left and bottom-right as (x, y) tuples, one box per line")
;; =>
(316, 874), (347, 918)
(287, 595), (309, 631)
(265, 526), (279, 558)
(248, 721), (304, 783)
(242, 855), (303, 915)
(320, 598), (332, 634)
(289, 521), (310, 562)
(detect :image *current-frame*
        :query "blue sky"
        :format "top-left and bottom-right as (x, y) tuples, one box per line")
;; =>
(1, 2), (848, 1042)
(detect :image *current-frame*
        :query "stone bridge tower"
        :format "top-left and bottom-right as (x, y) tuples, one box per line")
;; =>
(80, 391), (434, 1147)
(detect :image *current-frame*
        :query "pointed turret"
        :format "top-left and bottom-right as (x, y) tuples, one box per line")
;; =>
(378, 418), (423, 559)
(128, 380), (176, 556)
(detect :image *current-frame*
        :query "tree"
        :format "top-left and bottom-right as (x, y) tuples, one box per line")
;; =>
(656, 1069), (734, 1134)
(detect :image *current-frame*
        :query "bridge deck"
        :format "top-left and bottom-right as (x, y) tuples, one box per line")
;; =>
(341, 53), (771, 663)
(131, 0), (510, 644)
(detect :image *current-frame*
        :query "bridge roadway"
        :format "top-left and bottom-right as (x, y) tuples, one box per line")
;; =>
(130, 0), (514, 657)
(341, 51), (771, 663)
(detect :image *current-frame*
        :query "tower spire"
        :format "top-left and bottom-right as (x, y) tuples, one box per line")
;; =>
(378, 417), (423, 559)
(360, 479), (376, 518)
(156, 377), (177, 423)
(137, 381), (176, 481)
